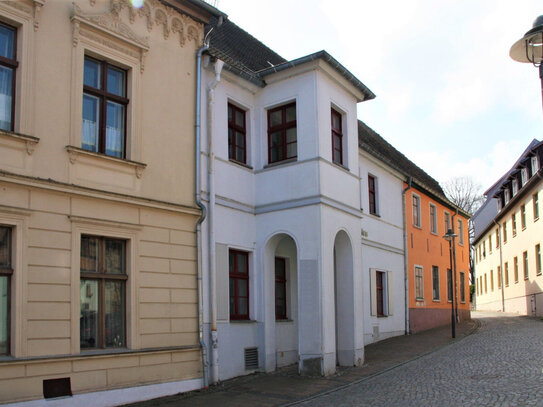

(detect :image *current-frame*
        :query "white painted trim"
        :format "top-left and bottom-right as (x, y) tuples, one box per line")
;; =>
(3, 378), (203, 407)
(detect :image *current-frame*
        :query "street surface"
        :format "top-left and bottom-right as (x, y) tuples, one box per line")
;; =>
(299, 312), (543, 406)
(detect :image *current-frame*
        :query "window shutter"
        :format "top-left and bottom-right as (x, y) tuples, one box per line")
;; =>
(216, 243), (229, 321)
(387, 271), (393, 316)
(370, 268), (377, 316)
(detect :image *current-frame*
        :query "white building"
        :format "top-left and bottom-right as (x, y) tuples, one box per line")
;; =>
(197, 18), (409, 382)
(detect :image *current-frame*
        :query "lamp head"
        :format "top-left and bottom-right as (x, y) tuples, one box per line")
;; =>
(510, 15), (543, 65)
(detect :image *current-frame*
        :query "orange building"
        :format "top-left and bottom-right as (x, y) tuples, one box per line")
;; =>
(405, 183), (471, 333)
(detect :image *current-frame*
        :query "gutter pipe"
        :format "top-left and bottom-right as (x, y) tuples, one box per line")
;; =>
(402, 177), (412, 335)
(451, 210), (459, 322)
(207, 58), (224, 384)
(195, 31), (212, 388)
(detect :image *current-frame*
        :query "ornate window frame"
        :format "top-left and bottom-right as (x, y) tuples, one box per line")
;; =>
(69, 4), (149, 167)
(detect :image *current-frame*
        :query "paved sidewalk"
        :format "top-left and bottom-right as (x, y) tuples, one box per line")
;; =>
(125, 318), (479, 407)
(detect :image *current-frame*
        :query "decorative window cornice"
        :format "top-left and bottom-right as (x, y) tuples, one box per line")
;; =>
(1, 0), (46, 31)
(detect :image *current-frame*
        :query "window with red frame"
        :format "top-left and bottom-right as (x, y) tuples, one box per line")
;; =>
(331, 108), (343, 165)
(268, 103), (296, 163)
(368, 175), (377, 215)
(275, 257), (287, 320)
(229, 249), (249, 320)
(228, 103), (246, 164)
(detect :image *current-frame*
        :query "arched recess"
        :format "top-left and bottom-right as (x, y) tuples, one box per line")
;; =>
(263, 233), (299, 369)
(333, 230), (355, 366)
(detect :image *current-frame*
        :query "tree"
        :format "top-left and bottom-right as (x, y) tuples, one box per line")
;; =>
(442, 176), (484, 215)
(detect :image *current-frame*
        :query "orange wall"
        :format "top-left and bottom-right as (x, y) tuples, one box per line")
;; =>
(405, 185), (470, 311)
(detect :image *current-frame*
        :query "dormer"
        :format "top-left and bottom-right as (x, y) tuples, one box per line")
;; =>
(532, 155), (540, 175)
(504, 187), (511, 204)
(512, 178), (519, 196)
(521, 167), (528, 185)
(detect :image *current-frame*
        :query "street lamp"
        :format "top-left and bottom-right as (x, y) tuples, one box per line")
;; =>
(443, 228), (457, 339)
(510, 15), (543, 109)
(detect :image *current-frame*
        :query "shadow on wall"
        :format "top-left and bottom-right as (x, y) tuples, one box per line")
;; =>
(524, 279), (543, 317)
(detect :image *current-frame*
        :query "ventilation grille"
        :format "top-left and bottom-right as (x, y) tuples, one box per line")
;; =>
(244, 347), (258, 370)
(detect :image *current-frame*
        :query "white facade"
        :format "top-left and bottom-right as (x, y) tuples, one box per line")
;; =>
(198, 55), (406, 382)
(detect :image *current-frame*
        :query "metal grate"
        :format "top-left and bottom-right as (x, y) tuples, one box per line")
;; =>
(244, 347), (258, 370)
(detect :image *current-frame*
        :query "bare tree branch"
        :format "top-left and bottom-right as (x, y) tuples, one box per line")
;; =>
(442, 176), (484, 215)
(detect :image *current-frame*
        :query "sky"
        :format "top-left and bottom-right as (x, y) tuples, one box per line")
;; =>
(210, 0), (542, 194)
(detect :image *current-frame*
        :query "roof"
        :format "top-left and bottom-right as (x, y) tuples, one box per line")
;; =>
(206, 19), (375, 100)
(206, 16), (287, 85)
(358, 120), (445, 195)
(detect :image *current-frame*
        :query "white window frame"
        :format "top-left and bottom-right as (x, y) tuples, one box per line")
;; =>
(412, 194), (421, 228)
(415, 265), (424, 301)
(532, 155), (540, 175)
(370, 268), (393, 317)
(505, 189), (511, 204)
(429, 203), (437, 234)
(521, 168), (528, 185)
(512, 179), (518, 196)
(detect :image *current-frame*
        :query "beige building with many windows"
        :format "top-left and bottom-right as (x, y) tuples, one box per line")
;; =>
(0, 0), (224, 404)
(473, 140), (543, 315)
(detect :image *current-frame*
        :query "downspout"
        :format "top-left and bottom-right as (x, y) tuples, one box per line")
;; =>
(493, 219), (505, 312)
(195, 30), (212, 388)
(452, 210), (458, 322)
(207, 58), (224, 384)
(402, 177), (412, 335)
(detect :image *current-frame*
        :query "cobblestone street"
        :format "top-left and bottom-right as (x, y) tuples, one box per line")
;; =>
(298, 312), (543, 407)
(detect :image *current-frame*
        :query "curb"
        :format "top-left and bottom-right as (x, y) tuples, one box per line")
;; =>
(281, 319), (482, 406)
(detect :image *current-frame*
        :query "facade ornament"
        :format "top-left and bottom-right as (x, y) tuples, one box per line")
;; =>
(89, 0), (96, 6)
(138, 2), (153, 32)
(33, 0), (46, 31)
(171, 17), (185, 47)
(187, 25), (199, 44)
(154, 8), (169, 40)
(140, 49), (147, 73)
(25, 139), (37, 155)
(72, 18), (80, 47)
(135, 165), (145, 179)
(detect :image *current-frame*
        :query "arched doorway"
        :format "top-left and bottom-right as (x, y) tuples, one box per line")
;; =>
(333, 230), (355, 366)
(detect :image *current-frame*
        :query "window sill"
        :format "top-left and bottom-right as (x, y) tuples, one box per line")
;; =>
(0, 129), (40, 155)
(276, 319), (294, 323)
(369, 212), (380, 218)
(264, 157), (297, 169)
(413, 224), (422, 230)
(230, 319), (257, 324)
(66, 145), (147, 178)
(229, 159), (253, 170)
(432, 299), (441, 302)
(415, 298), (424, 302)
(332, 161), (349, 172)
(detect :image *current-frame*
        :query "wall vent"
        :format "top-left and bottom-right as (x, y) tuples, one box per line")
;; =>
(43, 377), (72, 399)
(244, 347), (258, 370)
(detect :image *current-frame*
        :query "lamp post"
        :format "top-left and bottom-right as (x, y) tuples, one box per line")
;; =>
(444, 228), (457, 338)
(510, 16), (543, 109)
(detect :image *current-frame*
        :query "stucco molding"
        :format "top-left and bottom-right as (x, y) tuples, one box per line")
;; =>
(1, 0), (45, 31)
(71, 3), (150, 51)
(110, 0), (202, 47)
(68, 215), (143, 231)
(0, 130), (39, 156)
(65, 145), (147, 179)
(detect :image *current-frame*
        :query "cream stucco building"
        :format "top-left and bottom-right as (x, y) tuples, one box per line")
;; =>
(473, 139), (542, 315)
(0, 0), (224, 405)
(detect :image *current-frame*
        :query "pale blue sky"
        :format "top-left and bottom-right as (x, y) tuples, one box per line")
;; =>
(213, 0), (542, 192)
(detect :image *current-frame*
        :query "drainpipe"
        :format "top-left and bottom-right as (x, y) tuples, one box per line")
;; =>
(452, 210), (458, 322)
(493, 219), (505, 312)
(207, 58), (224, 384)
(402, 177), (412, 335)
(195, 30), (212, 388)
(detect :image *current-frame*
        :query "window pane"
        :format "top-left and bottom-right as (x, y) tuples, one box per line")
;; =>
(105, 101), (125, 158)
(82, 94), (100, 152)
(83, 58), (101, 89)
(235, 110), (244, 127)
(107, 66), (126, 97)
(237, 297), (248, 315)
(235, 147), (245, 163)
(0, 227), (10, 267)
(237, 278), (248, 297)
(236, 252), (247, 274)
(80, 279), (99, 349)
(105, 239), (125, 274)
(0, 66), (13, 131)
(0, 25), (14, 59)
(236, 131), (245, 148)
(332, 112), (341, 130)
(286, 128), (297, 143)
(286, 105), (296, 122)
(81, 236), (98, 273)
(228, 105), (233, 122)
(105, 281), (125, 347)
(0, 276), (8, 355)
(275, 282), (285, 300)
(275, 258), (285, 279)
(270, 131), (283, 148)
(286, 142), (297, 158)
(269, 109), (282, 127)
